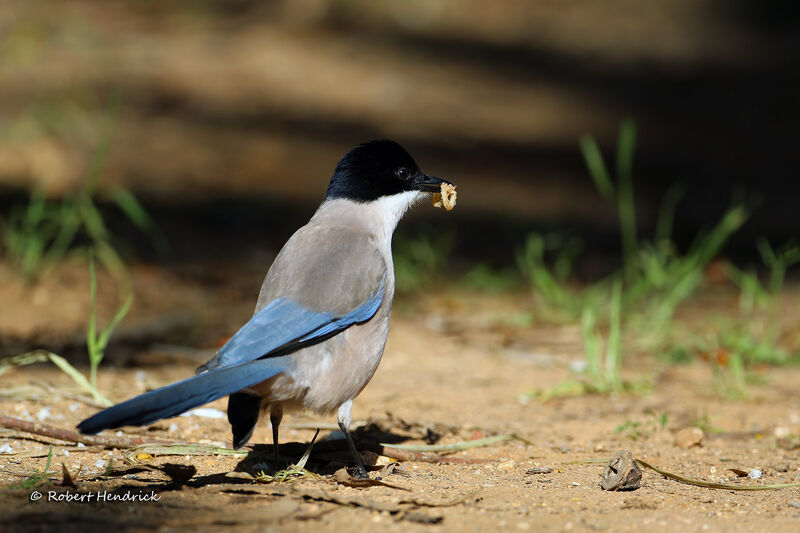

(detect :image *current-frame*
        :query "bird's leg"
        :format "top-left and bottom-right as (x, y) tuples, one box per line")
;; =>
(270, 404), (283, 464)
(337, 400), (368, 479)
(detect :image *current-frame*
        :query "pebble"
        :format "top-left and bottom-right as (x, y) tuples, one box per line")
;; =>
(789, 501), (800, 509)
(774, 426), (790, 438)
(180, 408), (225, 419)
(674, 427), (704, 448)
(0, 444), (13, 454)
(36, 407), (52, 421)
(748, 469), (762, 480)
(526, 466), (554, 475)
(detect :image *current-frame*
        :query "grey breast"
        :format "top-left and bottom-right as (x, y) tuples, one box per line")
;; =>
(257, 223), (389, 318)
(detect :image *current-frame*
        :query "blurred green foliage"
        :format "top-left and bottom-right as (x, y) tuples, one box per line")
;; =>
(0, 94), (164, 282)
(393, 227), (453, 293)
(520, 120), (800, 399)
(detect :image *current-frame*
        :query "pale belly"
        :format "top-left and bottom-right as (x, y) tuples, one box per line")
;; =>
(247, 314), (391, 414)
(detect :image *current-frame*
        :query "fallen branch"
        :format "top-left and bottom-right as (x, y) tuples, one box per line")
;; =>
(377, 444), (489, 464)
(635, 457), (800, 491)
(0, 415), (493, 465)
(567, 454), (800, 491)
(0, 415), (178, 449)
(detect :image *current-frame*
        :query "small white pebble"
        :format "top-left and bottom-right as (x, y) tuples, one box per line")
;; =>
(168, 424), (179, 432)
(569, 360), (587, 373)
(116, 431), (124, 437)
(0, 444), (14, 454)
(36, 407), (52, 421)
(748, 469), (762, 480)
(63, 449), (70, 457)
(180, 408), (225, 419)
(774, 426), (790, 438)
(68, 402), (80, 412)
(77, 442), (86, 448)
(95, 459), (107, 468)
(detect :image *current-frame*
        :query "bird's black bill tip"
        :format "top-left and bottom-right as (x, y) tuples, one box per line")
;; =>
(414, 174), (453, 193)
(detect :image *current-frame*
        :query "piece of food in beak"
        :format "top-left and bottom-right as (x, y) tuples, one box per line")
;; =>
(432, 183), (457, 211)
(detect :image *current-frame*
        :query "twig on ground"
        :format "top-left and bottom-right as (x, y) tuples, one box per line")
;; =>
(635, 457), (800, 491)
(0, 415), (178, 449)
(567, 454), (800, 491)
(0, 415), (496, 465)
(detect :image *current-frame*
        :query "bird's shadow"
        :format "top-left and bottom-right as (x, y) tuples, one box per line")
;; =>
(180, 423), (414, 488)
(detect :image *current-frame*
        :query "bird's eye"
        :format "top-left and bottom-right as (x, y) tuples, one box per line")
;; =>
(396, 167), (410, 180)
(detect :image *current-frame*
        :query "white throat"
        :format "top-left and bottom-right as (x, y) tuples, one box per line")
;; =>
(313, 191), (423, 243)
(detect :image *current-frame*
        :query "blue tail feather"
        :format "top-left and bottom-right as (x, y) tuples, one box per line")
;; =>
(77, 357), (292, 435)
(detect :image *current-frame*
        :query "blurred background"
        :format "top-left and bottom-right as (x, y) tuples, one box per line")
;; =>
(1, 0), (799, 359)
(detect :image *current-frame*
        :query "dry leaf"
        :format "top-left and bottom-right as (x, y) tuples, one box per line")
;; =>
(333, 467), (409, 490)
(58, 463), (77, 488)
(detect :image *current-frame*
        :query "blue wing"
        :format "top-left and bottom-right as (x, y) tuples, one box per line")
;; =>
(199, 275), (385, 372)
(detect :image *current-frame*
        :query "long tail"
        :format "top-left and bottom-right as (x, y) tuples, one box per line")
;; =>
(77, 357), (291, 434)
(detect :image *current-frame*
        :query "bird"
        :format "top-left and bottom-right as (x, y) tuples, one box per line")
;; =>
(77, 140), (453, 478)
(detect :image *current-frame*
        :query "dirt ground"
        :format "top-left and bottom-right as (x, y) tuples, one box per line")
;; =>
(1, 275), (799, 533)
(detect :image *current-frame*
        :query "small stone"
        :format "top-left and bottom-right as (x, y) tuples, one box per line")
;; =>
(600, 450), (642, 491)
(789, 501), (800, 509)
(747, 469), (762, 480)
(775, 464), (790, 473)
(526, 466), (554, 475)
(674, 427), (704, 448)
(774, 426), (790, 438)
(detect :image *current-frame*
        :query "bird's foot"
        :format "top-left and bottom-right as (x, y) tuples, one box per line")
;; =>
(348, 465), (370, 479)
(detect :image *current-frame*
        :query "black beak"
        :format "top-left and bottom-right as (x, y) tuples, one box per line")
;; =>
(413, 174), (453, 193)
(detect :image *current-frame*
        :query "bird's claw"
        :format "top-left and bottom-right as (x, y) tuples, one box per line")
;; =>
(349, 465), (370, 479)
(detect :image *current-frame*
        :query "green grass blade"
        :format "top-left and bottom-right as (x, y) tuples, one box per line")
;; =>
(605, 279), (623, 391)
(46, 351), (113, 407)
(96, 291), (133, 354)
(0, 351), (50, 377)
(655, 183), (686, 248)
(579, 135), (614, 199)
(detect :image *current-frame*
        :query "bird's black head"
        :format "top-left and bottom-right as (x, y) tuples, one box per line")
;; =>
(326, 140), (450, 202)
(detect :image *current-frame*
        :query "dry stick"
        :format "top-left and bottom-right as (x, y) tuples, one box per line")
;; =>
(0, 415), (488, 464)
(635, 458), (800, 491)
(376, 445), (489, 464)
(0, 415), (178, 449)
(566, 456), (800, 491)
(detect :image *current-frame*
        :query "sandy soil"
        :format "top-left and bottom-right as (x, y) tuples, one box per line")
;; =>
(1, 283), (799, 533)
